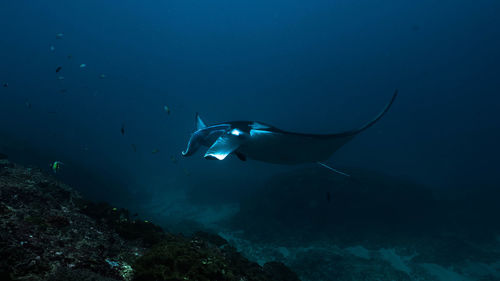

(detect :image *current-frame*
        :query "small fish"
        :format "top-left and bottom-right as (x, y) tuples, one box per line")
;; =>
(152, 148), (159, 154)
(163, 105), (170, 115)
(79, 63), (86, 68)
(67, 54), (72, 60)
(49, 45), (55, 52)
(56, 33), (64, 39)
(60, 89), (67, 94)
(57, 76), (65, 80)
(131, 144), (137, 152)
(51, 161), (64, 173)
(183, 168), (190, 176)
(3, 83), (8, 88)
(170, 155), (177, 164)
(25, 101), (31, 109)
(120, 124), (125, 136)
(55, 66), (62, 73)
(99, 74), (107, 79)
(132, 213), (138, 217)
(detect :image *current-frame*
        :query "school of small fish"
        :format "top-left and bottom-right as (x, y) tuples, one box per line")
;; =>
(2, 32), (182, 176)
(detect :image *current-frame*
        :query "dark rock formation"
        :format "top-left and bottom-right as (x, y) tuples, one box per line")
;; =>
(0, 159), (301, 281)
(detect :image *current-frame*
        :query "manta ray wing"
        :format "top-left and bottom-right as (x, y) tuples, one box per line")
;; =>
(239, 90), (398, 164)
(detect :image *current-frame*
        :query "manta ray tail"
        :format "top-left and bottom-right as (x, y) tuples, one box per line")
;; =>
(317, 162), (351, 177)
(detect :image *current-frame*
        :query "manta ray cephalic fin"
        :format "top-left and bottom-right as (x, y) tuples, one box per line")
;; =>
(204, 134), (241, 160)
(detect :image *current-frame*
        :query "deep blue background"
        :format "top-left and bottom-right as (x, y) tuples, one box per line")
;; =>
(1, 0), (499, 207)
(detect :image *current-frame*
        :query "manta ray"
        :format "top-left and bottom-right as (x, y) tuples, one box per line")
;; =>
(182, 90), (397, 176)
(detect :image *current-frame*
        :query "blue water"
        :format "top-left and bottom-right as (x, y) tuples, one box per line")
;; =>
(1, 1), (500, 280)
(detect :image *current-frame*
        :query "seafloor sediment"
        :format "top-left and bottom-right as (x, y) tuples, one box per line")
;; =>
(224, 167), (500, 281)
(0, 156), (300, 281)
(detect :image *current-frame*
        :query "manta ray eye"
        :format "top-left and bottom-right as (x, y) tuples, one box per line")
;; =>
(230, 129), (242, 136)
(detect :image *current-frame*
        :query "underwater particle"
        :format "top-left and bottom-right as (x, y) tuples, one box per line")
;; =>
(56, 32), (64, 39)
(151, 148), (159, 154)
(49, 45), (55, 52)
(99, 74), (107, 79)
(25, 100), (31, 109)
(132, 213), (138, 217)
(144, 220), (149, 223)
(55, 66), (62, 73)
(121, 123), (125, 135)
(112, 207), (117, 211)
(57, 76), (64, 80)
(67, 54), (72, 59)
(60, 89), (67, 94)
(3, 82), (8, 87)
(183, 168), (190, 176)
(163, 105), (170, 115)
(79, 63), (86, 68)
(51, 161), (64, 173)
(131, 144), (137, 152)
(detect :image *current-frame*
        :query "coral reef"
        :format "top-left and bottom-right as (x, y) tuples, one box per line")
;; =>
(0, 159), (144, 281)
(0, 157), (300, 281)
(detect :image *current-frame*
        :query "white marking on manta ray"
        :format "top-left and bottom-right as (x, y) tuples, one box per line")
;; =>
(231, 129), (242, 136)
(249, 129), (274, 137)
(207, 152), (229, 160)
(249, 122), (270, 129)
